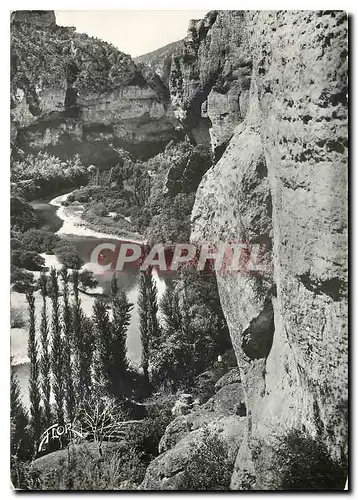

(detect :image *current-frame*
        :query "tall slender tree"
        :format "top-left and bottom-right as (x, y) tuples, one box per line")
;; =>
(11, 367), (30, 461)
(138, 270), (160, 381)
(11, 367), (31, 488)
(92, 298), (112, 392)
(110, 272), (118, 298)
(146, 270), (161, 351)
(26, 290), (42, 451)
(60, 268), (76, 422)
(111, 290), (133, 393)
(71, 270), (92, 402)
(50, 268), (64, 425)
(180, 284), (192, 343)
(160, 281), (182, 335)
(38, 273), (51, 428)
(138, 272), (149, 381)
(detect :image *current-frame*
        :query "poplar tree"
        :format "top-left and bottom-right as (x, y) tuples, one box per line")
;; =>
(160, 281), (182, 335)
(138, 270), (160, 381)
(11, 368), (30, 461)
(110, 272), (118, 298)
(111, 290), (133, 392)
(60, 267), (76, 421)
(38, 272), (51, 428)
(50, 268), (64, 425)
(138, 272), (149, 381)
(92, 298), (112, 391)
(146, 271), (161, 350)
(11, 368), (31, 487)
(71, 269), (92, 402)
(26, 290), (42, 450)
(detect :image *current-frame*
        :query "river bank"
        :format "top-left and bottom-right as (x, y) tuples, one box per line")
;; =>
(50, 191), (145, 243)
(11, 188), (168, 409)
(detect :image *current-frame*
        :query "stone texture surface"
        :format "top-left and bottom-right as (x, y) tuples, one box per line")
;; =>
(189, 10), (348, 490)
(11, 12), (182, 165)
(141, 370), (246, 489)
(215, 367), (241, 392)
(11, 9), (348, 490)
(168, 11), (252, 155)
(15, 86), (180, 164)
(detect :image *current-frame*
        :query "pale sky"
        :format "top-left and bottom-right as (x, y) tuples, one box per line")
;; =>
(55, 10), (209, 58)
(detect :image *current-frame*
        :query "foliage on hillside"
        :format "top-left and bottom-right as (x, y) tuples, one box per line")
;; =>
(181, 427), (233, 490)
(11, 20), (140, 105)
(11, 152), (87, 200)
(135, 39), (182, 83)
(69, 140), (211, 242)
(11, 196), (39, 232)
(150, 267), (232, 389)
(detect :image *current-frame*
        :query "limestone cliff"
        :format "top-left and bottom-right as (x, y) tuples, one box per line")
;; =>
(135, 40), (182, 83)
(188, 10), (348, 489)
(11, 11), (182, 166)
(168, 11), (252, 156)
(11, 9), (348, 490)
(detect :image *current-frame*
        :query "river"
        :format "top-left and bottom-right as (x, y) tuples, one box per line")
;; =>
(11, 190), (173, 408)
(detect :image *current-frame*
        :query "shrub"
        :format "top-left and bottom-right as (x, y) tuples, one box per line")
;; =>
(127, 390), (176, 458)
(11, 152), (87, 200)
(11, 237), (23, 251)
(54, 241), (82, 269)
(11, 250), (45, 271)
(21, 229), (60, 254)
(12, 280), (35, 294)
(270, 429), (347, 490)
(11, 266), (35, 284)
(78, 269), (98, 290)
(10, 196), (38, 232)
(181, 427), (233, 490)
(11, 456), (42, 490)
(31, 443), (146, 490)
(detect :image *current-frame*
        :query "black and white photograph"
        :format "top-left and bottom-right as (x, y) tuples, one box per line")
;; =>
(9, 8), (348, 491)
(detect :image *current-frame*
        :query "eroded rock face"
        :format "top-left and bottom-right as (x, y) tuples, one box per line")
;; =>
(15, 86), (181, 164)
(190, 10), (348, 490)
(10, 13), (182, 165)
(168, 11), (252, 155)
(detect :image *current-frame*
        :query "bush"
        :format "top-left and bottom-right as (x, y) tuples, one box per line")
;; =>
(54, 241), (82, 269)
(271, 429), (347, 490)
(11, 250), (45, 271)
(127, 390), (176, 458)
(11, 457), (42, 490)
(181, 427), (233, 490)
(11, 237), (23, 251)
(12, 280), (35, 294)
(30, 443), (146, 490)
(11, 265), (35, 285)
(78, 269), (98, 290)
(21, 229), (60, 254)
(11, 152), (87, 201)
(10, 196), (38, 232)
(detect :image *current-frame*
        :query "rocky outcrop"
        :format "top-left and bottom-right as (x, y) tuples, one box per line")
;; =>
(15, 86), (181, 165)
(11, 10), (56, 27)
(11, 11), (182, 165)
(135, 40), (182, 83)
(168, 11), (252, 156)
(189, 10), (348, 490)
(141, 369), (246, 490)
